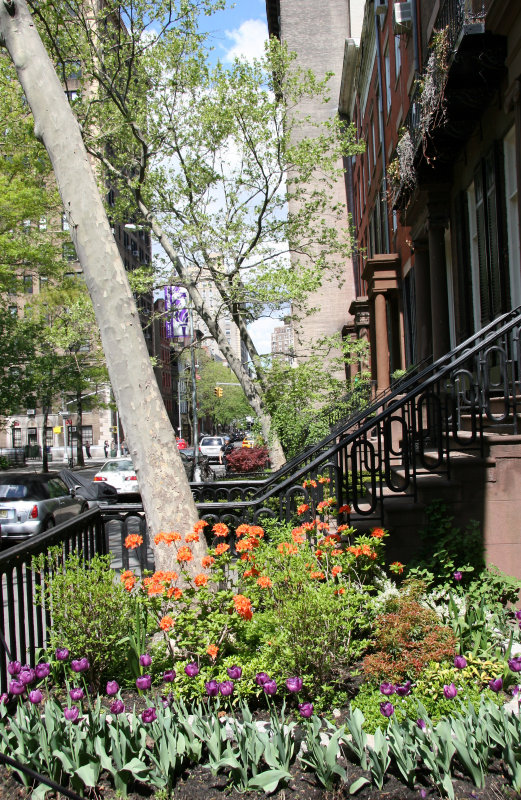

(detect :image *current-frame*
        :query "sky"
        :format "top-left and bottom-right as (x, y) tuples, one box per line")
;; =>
(198, 1), (284, 356)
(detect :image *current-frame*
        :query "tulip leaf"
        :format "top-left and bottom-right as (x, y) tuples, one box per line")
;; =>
(349, 776), (370, 794)
(247, 768), (291, 793)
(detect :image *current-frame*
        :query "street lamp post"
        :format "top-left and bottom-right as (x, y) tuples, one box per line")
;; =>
(188, 304), (201, 482)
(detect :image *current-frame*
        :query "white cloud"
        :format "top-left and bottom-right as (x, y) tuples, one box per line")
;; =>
(223, 19), (268, 63)
(247, 315), (282, 356)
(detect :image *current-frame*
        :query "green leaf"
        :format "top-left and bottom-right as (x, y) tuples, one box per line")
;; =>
(75, 760), (101, 788)
(349, 777), (370, 794)
(247, 768), (291, 793)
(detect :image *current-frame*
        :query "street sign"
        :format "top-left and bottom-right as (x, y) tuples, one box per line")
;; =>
(53, 426), (62, 433)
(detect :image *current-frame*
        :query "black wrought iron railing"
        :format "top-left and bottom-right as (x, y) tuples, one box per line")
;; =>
(195, 305), (521, 526)
(193, 308), (521, 506)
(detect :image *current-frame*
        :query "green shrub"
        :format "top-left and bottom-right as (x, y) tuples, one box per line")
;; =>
(34, 550), (132, 687)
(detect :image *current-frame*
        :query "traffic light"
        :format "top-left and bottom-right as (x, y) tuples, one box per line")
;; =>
(214, 386), (223, 397)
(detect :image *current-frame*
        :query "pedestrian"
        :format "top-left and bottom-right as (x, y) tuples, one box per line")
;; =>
(110, 439), (117, 457)
(85, 441), (91, 459)
(104, 440), (109, 458)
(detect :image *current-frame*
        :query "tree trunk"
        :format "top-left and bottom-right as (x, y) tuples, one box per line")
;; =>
(41, 408), (49, 472)
(0, 0), (202, 570)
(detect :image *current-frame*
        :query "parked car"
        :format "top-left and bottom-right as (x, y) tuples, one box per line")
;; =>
(198, 436), (226, 463)
(0, 473), (86, 542)
(93, 458), (139, 493)
(59, 469), (119, 508)
(176, 438), (188, 449)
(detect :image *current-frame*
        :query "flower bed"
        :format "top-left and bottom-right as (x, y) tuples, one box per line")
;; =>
(1, 494), (521, 799)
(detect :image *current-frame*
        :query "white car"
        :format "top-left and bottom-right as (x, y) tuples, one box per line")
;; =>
(198, 436), (226, 463)
(93, 458), (139, 493)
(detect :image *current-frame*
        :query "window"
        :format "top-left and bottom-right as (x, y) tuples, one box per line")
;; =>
(9, 305), (18, 317)
(39, 276), (48, 291)
(23, 275), (33, 294)
(504, 127), (521, 307)
(39, 216), (47, 231)
(61, 212), (70, 231)
(12, 428), (21, 447)
(45, 427), (53, 447)
(81, 425), (93, 445)
(394, 35), (401, 81)
(107, 189), (116, 207)
(62, 241), (77, 261)
(47, 478), (68, 498)
(27, 428), (37, 445)
(384, 46), (391, 114)
(65, 89), (79, 103)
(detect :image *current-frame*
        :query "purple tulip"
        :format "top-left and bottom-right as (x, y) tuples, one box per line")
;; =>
(227, 665), (242, 681)
(29, 689), (43, 704)
(106, 681), (119, 697)
(35, 663), (50, 680)
(489, 677), (503, 693)
(136, 675), (152, 691)
(263, 679), (277, 695)
(205, 680), (219, 697)
(511, 685), (520, 698)
(55, 648), (69, 662)
(19, 669), (35, 686)
(286, 676), (303, 693)
(298, 702), (314, 718)
(110, 699), (125, 715)
(7, 661), (21, 676)
(0, 694), (8, 704)
(184, 662), (199, 678)
(508, 657), (521, 673)
(416, 719), (426, 730)
(139, 654), (152, 667)
(443, 683), (458, 699)
(141, 707), (157, 723)
(379, 682), (396, 696)
(219, 681), (234, 697)
(9, 681), (25, 696)
(163, 670), (176, 683)
(454, 655), (467, 670)
(69, 687), (84, 701)
(514, 610), (521, 621)
(380, 701), (394, 717)
(255, 672), (270, 686)
(71, 658), (89, 673)
(454, 571), (462, 582)
(396, 681), (412, 697)
(64, 706), (79, 722)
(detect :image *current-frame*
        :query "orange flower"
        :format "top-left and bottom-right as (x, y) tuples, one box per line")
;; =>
(236, 524), (251, 538)
(309, 571), (325, 580)
(277, 542), (298, 556)
(121, 570), (134, 581)
(123, 577), (135, 591)
(159, 615), (174, 631)
(303, 479), (317, 488)
(207, 644), (219, 660)
(318, 476), (331, 485)
(212, 523), (229, 537)
(292, 530), (306, 544)
(337, 524), (351, 533)
(176, 546), (193, 563)
(257, 576), (272, 588)
(236, 537), (254, 552)
(332, 565), (342, 577)
(125, 534), (143, 550)
(390, 561), (405, 574)
(315, 549), (323, 559)
(371, 527), (386, 539)
(193, 520), (209, 533)
(334, 587), (346, 595)
(302, 521), (316, 531)
(348, 545), (362, 557)
(248, 526), (264, 539)
(338, 505), (351, 514)
(194, 573), (208, 587)
(233, 594), (253, 620)
(297, 504), (309, 515)
(215, 542), (230, 556)
(185, 531), (200, 543)
(331, 548), (343, 556)
(167, 587), (183, 600)
(243, 567), (260, 578)
(360, 543), (377, 559)
(201, 555), (215, 569)
(154, 531), (182, 545)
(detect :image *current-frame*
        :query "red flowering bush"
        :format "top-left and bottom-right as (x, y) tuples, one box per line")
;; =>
(362, 596), (456, 683)
(225, 446), (269, 473)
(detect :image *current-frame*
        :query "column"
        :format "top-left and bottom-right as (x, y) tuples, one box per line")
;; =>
(413, 240), (432, 363)
(428, 204), (450, 360)
(374, 291), (390, 391)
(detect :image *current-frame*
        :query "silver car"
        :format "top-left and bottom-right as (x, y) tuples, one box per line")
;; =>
(0, 473), (85, 542)
(198, 436), (226, 463)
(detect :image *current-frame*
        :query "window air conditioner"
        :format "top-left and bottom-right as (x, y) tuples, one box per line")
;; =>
(26, 409), (35, 415)
(393, 2), (413, 33)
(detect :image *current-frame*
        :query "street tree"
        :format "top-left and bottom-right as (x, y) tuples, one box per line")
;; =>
(0, 0), (204, 570)
(29, 0), (363, 467)
(194, 351), (252, 431)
